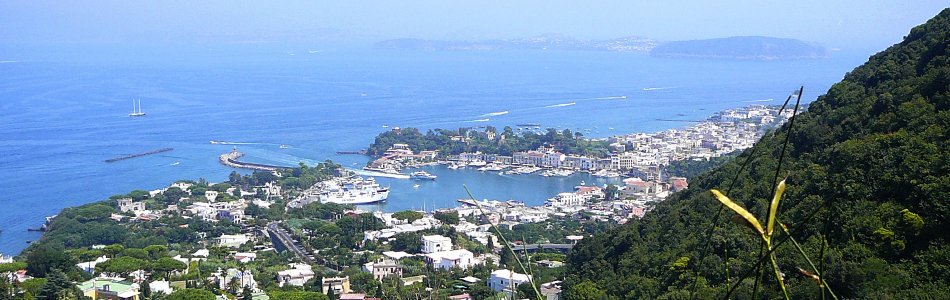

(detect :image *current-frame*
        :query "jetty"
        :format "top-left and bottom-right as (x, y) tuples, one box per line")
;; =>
(104, 148), (173, 163)
(219, 147), (288, 171)
(335, 150), (366, 155)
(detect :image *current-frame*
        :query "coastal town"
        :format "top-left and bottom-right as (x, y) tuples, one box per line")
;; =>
(2, 103), (794, 299)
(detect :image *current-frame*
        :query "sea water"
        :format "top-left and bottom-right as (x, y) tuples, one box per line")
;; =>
(0, 45), (869, 256)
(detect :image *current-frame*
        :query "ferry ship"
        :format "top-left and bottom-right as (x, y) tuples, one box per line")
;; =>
(318, 176), (389, 204)
(409, 171), (437, 180)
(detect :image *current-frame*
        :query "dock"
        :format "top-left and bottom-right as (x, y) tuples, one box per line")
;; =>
(105, 148), (173, 163)
(219, 148), (289, 171)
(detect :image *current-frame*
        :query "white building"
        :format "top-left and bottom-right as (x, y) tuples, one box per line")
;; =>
(77, 256), (110, 273)
(278, 264), (315, 287)
(488, 269), (532, 295)
(218, 234), (250, 247)
(422, 235), (452, 254)
(424, 249), (479, 270)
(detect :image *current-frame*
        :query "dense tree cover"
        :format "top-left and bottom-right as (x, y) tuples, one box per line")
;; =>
(365, 127), (612, 157)
(665, 150), (741, 179)
(267, 291), (329, 300)
(564, 9), (950, 299)
(34, 269), (86, 300)
(166, 288), (216, 300)
(227, 160), (341, 191)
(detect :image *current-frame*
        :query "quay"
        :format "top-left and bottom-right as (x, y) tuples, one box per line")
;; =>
(104, 148), (173, 163)
(219, 148), (288, 171)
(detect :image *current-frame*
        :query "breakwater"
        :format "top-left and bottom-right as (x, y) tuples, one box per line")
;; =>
(104, 148), (173, 162)
(219, 150), (288, 171)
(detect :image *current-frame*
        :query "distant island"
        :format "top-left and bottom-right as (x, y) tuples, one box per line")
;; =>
(375, 34), (660, 52)
(650, 36), (827, 60)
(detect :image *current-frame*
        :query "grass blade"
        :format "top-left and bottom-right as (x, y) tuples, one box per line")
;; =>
(767, 179), (786, 236)
(711, 190), (764, 236)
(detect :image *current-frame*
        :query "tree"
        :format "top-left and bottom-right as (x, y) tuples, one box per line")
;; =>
(269, 291), (330, 300)
(167, 288), (216, 300)
(163, 187), (184, 203)
(210, 183), (232, 193)
(124, 248), (149, 260)
(0, 262), (26, 274)
(604, 184), (619, 201)
(434, 212), (460, 225)
(25, 247), (78, 278)
(565, 281), (608, 300)
(392, 210), (423, 223)
(102, 244), (125, 258)
(144, 245), (168, 260)
(141, 280), (152, 299)
(152, 257), (187, 279)
(97, 256), (147, 277)
(20, 278), (47, 300)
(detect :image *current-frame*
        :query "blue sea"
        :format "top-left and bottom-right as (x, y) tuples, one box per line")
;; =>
(0, 43), (870, 256)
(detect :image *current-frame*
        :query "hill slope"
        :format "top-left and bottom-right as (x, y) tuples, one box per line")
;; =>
(565, 8), (950, 299)
(651, 36), (826, 60)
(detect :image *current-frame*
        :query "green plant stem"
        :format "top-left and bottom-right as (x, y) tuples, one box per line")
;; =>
(820, 212), (831, 300)
(751, 241), (766, 300)
(688, 136), (765, 300)
(464, 185), (542, 300)
(766, 238), (790, 300)
(721, 194), (835, 300)
(778, 222), (839, 300)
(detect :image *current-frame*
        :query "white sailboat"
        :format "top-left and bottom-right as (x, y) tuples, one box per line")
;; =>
(129, 99), (145, 117)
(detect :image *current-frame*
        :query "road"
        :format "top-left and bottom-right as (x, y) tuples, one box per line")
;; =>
(266, 221), (314, 264)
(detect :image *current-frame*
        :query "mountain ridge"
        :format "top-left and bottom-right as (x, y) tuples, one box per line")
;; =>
(650, 36), (827, 60)
(564, 8), (950, 299)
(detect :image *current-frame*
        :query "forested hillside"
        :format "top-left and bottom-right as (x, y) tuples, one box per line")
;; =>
(564, 8), (950, 299)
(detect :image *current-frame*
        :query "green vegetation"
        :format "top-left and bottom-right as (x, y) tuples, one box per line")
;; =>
(365, 126), (612, 157)
(665, 150), (741, 179)
(563, 9), (950, 299)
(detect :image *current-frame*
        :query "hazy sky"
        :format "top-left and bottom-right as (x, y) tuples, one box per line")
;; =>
(1, 1), (946, 50)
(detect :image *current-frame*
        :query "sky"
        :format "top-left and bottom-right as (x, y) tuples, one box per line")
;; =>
(0, 1), (947, 51)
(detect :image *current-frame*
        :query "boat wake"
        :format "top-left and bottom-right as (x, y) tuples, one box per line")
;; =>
(210, 141), (267, 145)
(541, 102), (576, 108)
(744, 98), (774, 102)
(643, 87), (673, 91)
(482, 110), (509, 117)
(349, 168), (410, 179)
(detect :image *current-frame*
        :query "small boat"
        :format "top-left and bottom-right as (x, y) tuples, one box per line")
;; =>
(413, 184), (420, 188)
(382, 125), (389, 128)
(280, 145), (290, 149)
(410, 171), (437, 180)
(128, 99), (145, 117)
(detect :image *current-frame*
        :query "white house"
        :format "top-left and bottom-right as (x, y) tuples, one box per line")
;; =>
(489, 269), (532, 294)
(424, 249), (479, 270)
(76, 256), (110, 273)
(205, 191), (219, 202)
(422, 235), (452, 254)
(277, 264), (315, 287)
(218, 234), (250, 248)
